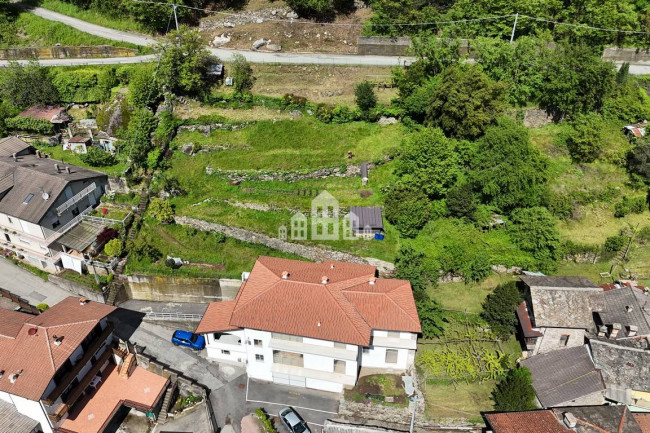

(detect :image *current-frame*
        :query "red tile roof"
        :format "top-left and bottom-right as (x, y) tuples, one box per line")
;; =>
(59, 363), (168, 433)
(485, 411), (572, 433)
(17, 106), (69, 123)
(634, 414), (650, 433)
(0, 297), (115, 401)
(196, 256), (421, 345)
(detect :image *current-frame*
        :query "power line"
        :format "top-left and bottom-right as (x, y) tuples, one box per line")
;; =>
(127, 0), (650, 35)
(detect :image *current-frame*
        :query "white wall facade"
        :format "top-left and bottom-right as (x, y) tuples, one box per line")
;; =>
(205, 329), (247, 363)
(533, 327), (586, 355)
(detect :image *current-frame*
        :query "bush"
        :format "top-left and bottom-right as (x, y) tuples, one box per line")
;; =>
(491, 367), (537, 411)
(614, 196), (646, 218)
(565, 113), (605, 163)
(507, 207), (561, 272)
(5, 116), (53, 134)
(384, 182), (431, 238)
(627, 142), (650, 182)
(52, 69), (107, 103)
(282, 93), (307, 109)
(604, 235), (626, 253)
(149, 198), (174, 223)
(332, 106), (360, 124)
(129, 238), (162, 261)
(36, 303), (49, 311)
(315, 103), (335, 123)
(80, 147), (116, 167)
(446, 183), (477, 220)
(254, 409), (278, 433)
(481, 282), (521, 339)
(96, 227), (119, 245)
(104, 239), (123, 257)
(416, 294), (446, 338)
(355, 81), (377, 113)
(231, 54), (255, 94)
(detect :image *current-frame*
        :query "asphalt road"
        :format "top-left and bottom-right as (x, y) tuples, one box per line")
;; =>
(0, 256), (70, 306)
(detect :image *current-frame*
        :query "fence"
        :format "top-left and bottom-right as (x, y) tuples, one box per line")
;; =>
(83, 210), (133, 228)
(143, 312), (204, 322)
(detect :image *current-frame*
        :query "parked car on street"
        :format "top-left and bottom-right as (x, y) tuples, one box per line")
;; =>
(171, 330), (206, 350)
(279, 407), (310, 433)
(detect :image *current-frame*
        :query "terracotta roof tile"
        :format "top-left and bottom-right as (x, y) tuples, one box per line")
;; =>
(0, 297), (115, 401)
(633, 414), (650, 433)
(485, 410), (572, 433)
(0, 309), (32, 339)
(197, 256), (421, 345)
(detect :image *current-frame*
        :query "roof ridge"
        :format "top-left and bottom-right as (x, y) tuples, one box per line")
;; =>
(320, 280), (371, 344)
(384, 283), (422, 329)
(37, 319), (99, 329)
(43, 327), (57, 374)
(232, 260), (281, 313)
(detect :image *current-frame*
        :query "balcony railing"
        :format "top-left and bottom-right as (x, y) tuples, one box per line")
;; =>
(43, 323), (114, 406)
(56, 183), (96, 216)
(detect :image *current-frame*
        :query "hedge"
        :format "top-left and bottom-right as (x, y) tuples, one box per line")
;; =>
(5, 116), (54, 134)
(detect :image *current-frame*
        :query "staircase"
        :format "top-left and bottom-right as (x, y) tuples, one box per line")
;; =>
(157, 376), (178, 424)
(105, 282), (121, 306)
(119, 353), (136, 378)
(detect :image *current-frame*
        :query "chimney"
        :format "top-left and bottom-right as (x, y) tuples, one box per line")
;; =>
(12, 153), (16, 162)
(597, 325), (608, 338)
(281, 271), (289, 279)
(628, 325), (638, 337)
(330, 264), (335, 269)
(563, 412), (577, 429)
(9, 369), (23, 384)
(321, 276), (329, 284)
(65, 167), (71, 174)
(53, 335), (63, 346)
(369, 277), (376, 285)
(79, 297), (89, 306)
(54, 163), (60, 173)
(609, 323), (622, 339)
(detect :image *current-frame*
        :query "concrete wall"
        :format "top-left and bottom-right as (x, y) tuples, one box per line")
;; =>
(602, 47), (650, 63)
(48, 274), (105, 303)
(0, 45), (138, 60)
(124, 274), (240, 303)
(358, 36), (412, 56)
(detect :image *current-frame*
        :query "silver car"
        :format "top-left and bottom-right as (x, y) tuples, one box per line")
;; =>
(279, 407), (310, 433)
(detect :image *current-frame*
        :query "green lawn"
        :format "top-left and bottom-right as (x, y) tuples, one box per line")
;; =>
(33, 143), (128, 177)
(5, 10), (142, 49)
(430, 273), (518, 314)
(171, 119), (404, 171)
(26, 0), (149, 34)
(126, 220), (306, 278)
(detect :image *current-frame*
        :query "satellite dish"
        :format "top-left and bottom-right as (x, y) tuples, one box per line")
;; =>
(42, 192), (50, 200)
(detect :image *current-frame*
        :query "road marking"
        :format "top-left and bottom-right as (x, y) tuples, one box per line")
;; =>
(246, 377), (338, 415)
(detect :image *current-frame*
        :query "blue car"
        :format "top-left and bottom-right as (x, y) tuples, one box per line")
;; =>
(171, 330), (206, 350)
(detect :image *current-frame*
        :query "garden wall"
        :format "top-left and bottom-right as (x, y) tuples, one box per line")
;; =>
(0, 45), (138, 60)
(602, 47), (650, 63)
(48, 274), (106, 303)
(124, 274), (241, 302)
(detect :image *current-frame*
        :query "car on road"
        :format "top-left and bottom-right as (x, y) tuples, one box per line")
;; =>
(171, 330), (205, 350)
(279, 407), (310, 433)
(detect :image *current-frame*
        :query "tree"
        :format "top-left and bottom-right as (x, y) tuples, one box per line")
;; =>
(507, 207), (561, 272)
(395, 245), (429, 294)
(396, 128), (461, 199)
(354, 81), (377, 113)
(446, 183), (477, 220)
(158, 27), (221, 97)
(481, 281), (521, 339)
(384, 182), (431, 238)
(149, 198), (175, 223)
(491, 367), (537, 412)
(416, 295), (446, 338)
(129, 64), (161, 109)
(123, 108), (157, 168)
(104, 239), (123, 257)
(0, 62), (58, 109)
(80, 147), (116, 167)
(426, 64), (506, 139)
(470, 118), (548, 212)
(627, 142), (650, 182)
(231, 54), (255, 95)
(538, 44), (616, 120)
(565, 113), (605, 163)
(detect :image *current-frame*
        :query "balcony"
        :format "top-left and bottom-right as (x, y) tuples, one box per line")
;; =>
(271, 363), (356, 386)
(48, 345), (114, 423)
(43, 323), (114, 406)
(370, 336), (417, 350)
(56, 183), (96, 216)
(269, 338), (358, 361)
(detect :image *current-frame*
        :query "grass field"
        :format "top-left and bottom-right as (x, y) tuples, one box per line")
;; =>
(33, 143), (128, 177)
(26, 0), (148, 34)
(5, 10), (142, 49)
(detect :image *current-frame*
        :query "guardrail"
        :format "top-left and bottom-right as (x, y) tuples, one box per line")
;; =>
(47, 207), (93, 240)
(143, 312), (204, 322)
(83, 210), (132, 227)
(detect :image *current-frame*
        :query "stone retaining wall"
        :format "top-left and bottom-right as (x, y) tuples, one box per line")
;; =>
(175, 216), (396, 276)
(0, 45), (138, 60)
(48, 274), (106, 303)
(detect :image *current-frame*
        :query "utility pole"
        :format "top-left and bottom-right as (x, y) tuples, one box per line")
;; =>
(172, 3), (179, 32)
(510, 13), (519, 44)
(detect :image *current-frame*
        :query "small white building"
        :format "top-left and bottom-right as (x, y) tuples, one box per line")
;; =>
(196, 256), (421, 393)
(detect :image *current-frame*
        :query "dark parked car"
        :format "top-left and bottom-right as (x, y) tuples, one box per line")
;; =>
(171, 330), (206, 350)
(279, 407), (310, 433)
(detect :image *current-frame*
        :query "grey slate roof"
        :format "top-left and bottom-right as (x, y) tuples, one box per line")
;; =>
(551, 405), (643, 433)
(0, 137), (32, 158)
(599, 287), (650, 335)
(0, 137), (106, 224)
(523, 276), (604, 329)
(520, 345), (605, 407)
(0, 399), (40, 433)
(590, 337), (650, 393)
(349, 206), (384, 230)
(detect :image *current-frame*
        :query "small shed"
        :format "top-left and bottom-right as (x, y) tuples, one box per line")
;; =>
(96, 131), (117, 152)
(623, 121), (647, 141)
(208, 64), (224, 77)
(63, 136), (91, 154)
(349, 206), (384, 236)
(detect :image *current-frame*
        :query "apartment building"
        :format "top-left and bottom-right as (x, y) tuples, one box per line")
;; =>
(196, 256), (421, 393)
(0, 137), (108, 272)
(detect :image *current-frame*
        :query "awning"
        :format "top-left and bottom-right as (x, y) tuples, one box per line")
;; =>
(56, 221), (104, 252)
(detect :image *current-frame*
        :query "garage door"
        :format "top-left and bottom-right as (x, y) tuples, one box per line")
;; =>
(273, 373), (306, 387)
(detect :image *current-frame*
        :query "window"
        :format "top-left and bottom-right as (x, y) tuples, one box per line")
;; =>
(386, 331), (401, 338)
(385, 349), (398, 364)
(23, 194), (34, 204)
(222, 350), (231, 355)
(254, 339), (263, 347)
(559, 334), (570, 347)
(273, 350), (304, 367)
(71, 207), (80, 217)
(272, 333), (302, 343)
(255, 354), (264, 362)
(362, 347), (370, 354)
(334, 342), (347, 349)
(334, 360), (346, 374)
(52, 220), (60, 229)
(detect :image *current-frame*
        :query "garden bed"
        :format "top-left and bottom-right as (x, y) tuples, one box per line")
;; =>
(344, 374), (408, 406)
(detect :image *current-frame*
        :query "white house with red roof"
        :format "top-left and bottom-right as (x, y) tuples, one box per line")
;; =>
(0, 297), (169, 433)
(195, 256), (421, 393)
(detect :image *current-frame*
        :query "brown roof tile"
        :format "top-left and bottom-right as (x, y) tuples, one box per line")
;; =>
(633, 414), (650, 433)
(485, 410), (572, 433)
(196, 256), (421, 345)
